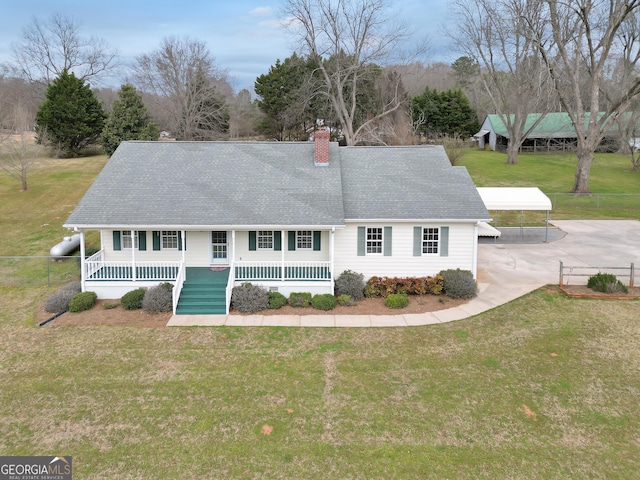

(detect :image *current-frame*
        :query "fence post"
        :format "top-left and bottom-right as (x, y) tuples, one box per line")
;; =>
(631, 263), (635, 288)
(559, 261), (563, 287)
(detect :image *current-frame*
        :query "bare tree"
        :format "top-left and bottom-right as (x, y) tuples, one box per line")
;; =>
(0, 102), (40, 190)
(11, 14), (119, 85)
(283, 0), (415, 145)
(131, 37), (230, 140)
(529, 0), (640, 192)
(451, 0), (555, 164)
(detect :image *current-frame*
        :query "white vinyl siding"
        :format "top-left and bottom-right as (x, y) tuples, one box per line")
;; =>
(104, 230), (183, 262)
(335, 222), (477, 279)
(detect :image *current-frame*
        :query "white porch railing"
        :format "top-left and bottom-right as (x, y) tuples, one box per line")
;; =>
(172, 262), (186, 314)
(234, 261), (331, 281)
(85, 256), (181, 281)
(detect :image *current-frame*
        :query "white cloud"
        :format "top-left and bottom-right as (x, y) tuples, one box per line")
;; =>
(249, 6), (274, 17)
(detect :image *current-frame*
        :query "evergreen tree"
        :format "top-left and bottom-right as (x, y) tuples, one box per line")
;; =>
(101, 84), (159, 156)
(411, 87), (479, 138)
(35, 69), (106, 157)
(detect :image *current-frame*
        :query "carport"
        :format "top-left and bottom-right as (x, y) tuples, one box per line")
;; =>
(477, 187), (555, 243)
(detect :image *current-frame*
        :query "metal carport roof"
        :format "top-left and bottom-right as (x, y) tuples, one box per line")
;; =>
(476, 187), (552, 211)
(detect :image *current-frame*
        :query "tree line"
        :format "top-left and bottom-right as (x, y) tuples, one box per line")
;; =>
(1, 0), (640, 194)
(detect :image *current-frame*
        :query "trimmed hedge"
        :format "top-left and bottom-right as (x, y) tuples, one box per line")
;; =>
(385, 293), (409, 309)
(312, 294), (337, 311)
(364, 275), (444, 297)
(68, 291), (97, 312)
(121, 288), (146, 310)
(231, 283), (269, 313)
(268, 291), (288, 309)
(289, 292), (312, 308)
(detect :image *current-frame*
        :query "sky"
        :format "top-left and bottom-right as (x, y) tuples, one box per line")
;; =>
(0, 0), (457, 93)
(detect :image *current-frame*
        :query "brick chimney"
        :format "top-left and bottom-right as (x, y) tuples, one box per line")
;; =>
(314, 128), (330, 166)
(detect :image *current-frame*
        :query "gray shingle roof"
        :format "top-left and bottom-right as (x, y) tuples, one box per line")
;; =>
(64, 141), (489, 228)
(65, 141), (344, 227)
(339, 145), (490, 220)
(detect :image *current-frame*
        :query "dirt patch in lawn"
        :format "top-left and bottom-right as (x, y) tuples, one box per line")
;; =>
(35, 295), (469, 328)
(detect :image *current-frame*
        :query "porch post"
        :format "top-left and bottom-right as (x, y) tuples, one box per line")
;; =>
(281, 229), (285, 282)
(131, 230), (136, 281)
(80, 229), (86, 292)
(330, 227), (335, 290)
(181, 230), (186, 264)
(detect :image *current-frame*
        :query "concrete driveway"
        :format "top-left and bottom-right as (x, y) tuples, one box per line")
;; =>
(477, 220), (640, 306)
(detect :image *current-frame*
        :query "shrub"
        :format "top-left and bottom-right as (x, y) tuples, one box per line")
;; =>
(385, 293), (409, 309)
(103, 302), (118, 310)
(268, 291), (288, 309)
(289, 292), (312, 308)
(143, 283), (174, 313)
(587, 272), (628, 294)
(364, 276), (396, 298)
(68, 291), (97, 312)
(440, 269), (477, 299)
(84, 245), (100, 258)
(44, 281), (82, 313)
(337, 294), (355, 306)
(231, 283), (268, 313)
(121, 288), (146, 310)
(426, 275), (444, 295)
(312, 294), (337, 311)
(335, 270), (365, 300)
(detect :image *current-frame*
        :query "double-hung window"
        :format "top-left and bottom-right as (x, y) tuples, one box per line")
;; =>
(122, 230), (138, 249)
(258, 231), (273, 250)
(366, 227), (383, 254)
(297, 230), (313, 250)
(422, 227), (439, 254)
(162, 230), (179, 250)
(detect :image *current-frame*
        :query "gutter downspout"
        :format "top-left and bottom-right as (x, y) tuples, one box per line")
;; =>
(131, 230), (136, 281)
(472, 223), (479, 279)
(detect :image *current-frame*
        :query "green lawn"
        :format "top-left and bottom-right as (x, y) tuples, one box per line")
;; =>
(460, 150), (640, 220)
(1, 151), (640, 478)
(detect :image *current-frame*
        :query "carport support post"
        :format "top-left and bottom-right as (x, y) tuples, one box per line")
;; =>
(630, 263), (634, 288)
(545, 210), (549, 242)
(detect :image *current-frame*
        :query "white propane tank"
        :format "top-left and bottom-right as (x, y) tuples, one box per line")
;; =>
(50, 234), (81, 257)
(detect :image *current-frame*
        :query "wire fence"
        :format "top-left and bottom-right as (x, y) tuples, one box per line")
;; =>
(0, 256), (81, 287)
(549, 193), (640, 210)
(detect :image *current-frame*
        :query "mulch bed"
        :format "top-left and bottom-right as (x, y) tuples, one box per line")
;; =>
(559, 284), (640, 299)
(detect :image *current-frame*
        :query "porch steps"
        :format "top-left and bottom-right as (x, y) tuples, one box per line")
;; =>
(176, 267), (229, 315)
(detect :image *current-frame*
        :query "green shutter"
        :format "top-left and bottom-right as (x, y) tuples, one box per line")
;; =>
(357, 226), (365, 256)
(138, 231), (147, 251)
(288, 231), (296, 251)
(383, 227), (392, 256)
(274, 231), (282, 251)
(413, 227), (422, 256)
(113, 231), (121, 251)
(313, 231), (321, 251)
(440, 226), (449, 257)
(152, 231), (161, 250)
(249, 231), (256, 251)
(178, 232), (185, 251)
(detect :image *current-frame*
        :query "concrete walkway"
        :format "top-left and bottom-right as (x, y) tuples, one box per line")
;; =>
(167, 220), (640, 327)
